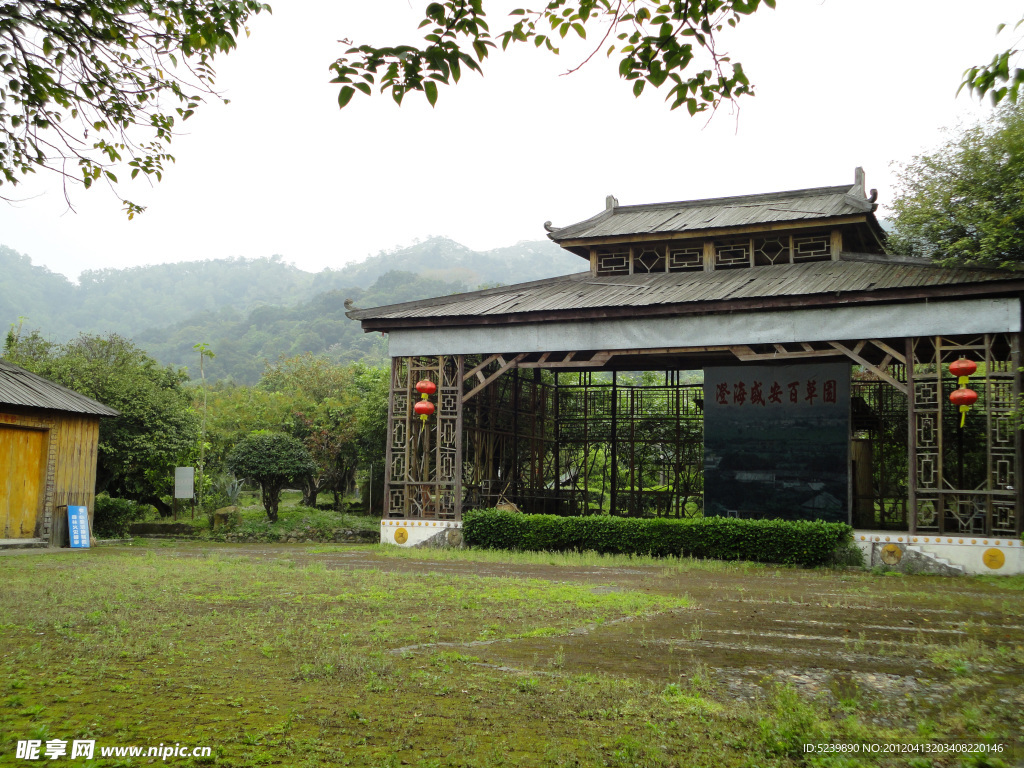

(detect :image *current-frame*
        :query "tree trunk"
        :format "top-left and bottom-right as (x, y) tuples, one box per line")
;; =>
(263, 482), (281, 523)
(139, 494), (173, 518)
(301, 480), (318, 509)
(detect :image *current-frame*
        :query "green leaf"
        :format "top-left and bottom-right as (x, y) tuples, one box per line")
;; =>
(424, 80), (438, 106)
(338, 86), (355, 108)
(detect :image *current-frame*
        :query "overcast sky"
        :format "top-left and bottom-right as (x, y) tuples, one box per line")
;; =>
(1, 0), (1020, 281)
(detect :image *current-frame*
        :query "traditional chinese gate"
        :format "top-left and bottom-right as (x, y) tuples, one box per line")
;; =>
(381, 335), (1023, 540)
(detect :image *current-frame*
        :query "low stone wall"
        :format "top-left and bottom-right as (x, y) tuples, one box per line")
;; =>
(129, 522), (199, 536)
(223, 529), (379, 544)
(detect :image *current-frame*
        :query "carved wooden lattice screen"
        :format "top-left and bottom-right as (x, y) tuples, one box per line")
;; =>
(908, 334), (1022, 537)
(385, 355), (464, 520)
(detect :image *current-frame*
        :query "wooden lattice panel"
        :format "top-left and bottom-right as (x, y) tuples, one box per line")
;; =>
(715, 239), (750, 268)
(384, 355), (464, 520)
(792, 235), (830, 261)
(668, 246), (702, 272)
(596, 251), (629, 275)
(910, 334), (1021, 536)
(753, 236), (790, 266)
(633, 246), (666, 274)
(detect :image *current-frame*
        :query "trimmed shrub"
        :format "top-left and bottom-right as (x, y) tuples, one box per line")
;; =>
(462, 509), (853, 568)
(93, 494), (145, 538)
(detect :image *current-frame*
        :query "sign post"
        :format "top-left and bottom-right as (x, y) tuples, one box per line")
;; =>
(67, 505), (90, 548)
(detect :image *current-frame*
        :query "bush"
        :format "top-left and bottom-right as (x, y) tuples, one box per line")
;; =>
(462, 509), (853, 568)
(92, 494), (146, 538)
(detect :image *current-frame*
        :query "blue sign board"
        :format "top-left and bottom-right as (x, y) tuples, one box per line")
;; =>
(68, 506), (90, 548)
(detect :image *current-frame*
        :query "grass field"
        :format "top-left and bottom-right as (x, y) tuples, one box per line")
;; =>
(0, 543), (1021, 767)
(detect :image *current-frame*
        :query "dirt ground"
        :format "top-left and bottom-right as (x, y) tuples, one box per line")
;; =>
(137, 543), (1024, 734)
(3, 542), (1021, 766)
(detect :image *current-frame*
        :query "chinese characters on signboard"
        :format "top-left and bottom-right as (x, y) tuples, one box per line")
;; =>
(67, 505), (90, 549)
(712, 377), (840, 408)
(703, 363), (851, 524)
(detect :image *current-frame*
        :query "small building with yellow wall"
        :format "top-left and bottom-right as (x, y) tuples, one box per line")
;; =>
(0, 360), (119, 546)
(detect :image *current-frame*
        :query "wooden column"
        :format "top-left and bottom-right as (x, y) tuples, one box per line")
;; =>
(511, 367), (520, 500)
(905, 338), (917, 534)
(553, 371), (561, 510)
(1015, 333), (1024, 536)
(610, 371), (618, 515)
(935, 337), (945, 535)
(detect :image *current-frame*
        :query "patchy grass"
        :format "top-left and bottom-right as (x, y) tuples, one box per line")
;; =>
(0, 544), (1020, 766)
(355, 542), (778, 573)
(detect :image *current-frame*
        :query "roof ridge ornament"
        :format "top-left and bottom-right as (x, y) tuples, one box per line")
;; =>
(844, 166), (875, 212)
(605, 194), (619, 211)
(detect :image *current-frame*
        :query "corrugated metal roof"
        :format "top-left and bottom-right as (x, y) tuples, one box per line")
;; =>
(0, 360), (121, 416)
(547, 184), (875, 242)
(349, 254), (1024, 325)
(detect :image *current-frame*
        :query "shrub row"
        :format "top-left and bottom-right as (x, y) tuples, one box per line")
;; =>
(461, 509), (853, 568)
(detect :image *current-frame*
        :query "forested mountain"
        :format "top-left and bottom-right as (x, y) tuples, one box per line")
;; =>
(135, 271), (471, 383)
(2, 236), (585, 382)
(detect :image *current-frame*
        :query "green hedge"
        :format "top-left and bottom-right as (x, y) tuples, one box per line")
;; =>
(93, 495), (146, 539)
(462, 509), (853, 568)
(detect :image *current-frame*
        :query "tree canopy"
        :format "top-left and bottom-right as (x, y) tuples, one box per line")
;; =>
(0, 0), (269, 214)
(960, 17), (1024, 106)
(226, 430), (315, 521)
(5, 0), (1021, 216)
(333, 0), (771, 115)
(2, 328), (198, 511)
(888, 103), (1024, 268)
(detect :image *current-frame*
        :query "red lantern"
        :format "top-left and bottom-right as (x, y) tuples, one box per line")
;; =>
(950, 386), (978, 428)
(414, 379), (436, 422)
(950, 388), (978, 407)
(414, 400), (435, 421)
(949, 359), (977, 378)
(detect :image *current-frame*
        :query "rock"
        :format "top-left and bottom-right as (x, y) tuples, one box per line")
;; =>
(413, 526), (465, 549)
(212, 506), (241, 530)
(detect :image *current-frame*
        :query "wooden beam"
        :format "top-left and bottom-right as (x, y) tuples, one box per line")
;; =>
(828, 341), (908, 394)
(517, 352), (613, 369)
(463, 354), (501, 382)
(730, 345), (844, 361)
(462, 354), (527, 403)
(870, 339), (906, 364)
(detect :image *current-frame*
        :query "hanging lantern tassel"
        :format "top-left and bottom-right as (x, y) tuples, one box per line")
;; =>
(414, 379), (437, 423)
(948, 358), (979, 428)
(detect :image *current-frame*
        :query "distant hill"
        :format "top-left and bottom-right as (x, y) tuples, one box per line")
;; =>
(1, 236), (586, 383)
(314, 237), (581, 291)
(134, 271), (474, 383)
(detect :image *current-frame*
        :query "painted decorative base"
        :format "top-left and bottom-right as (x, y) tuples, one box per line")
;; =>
(381, 519), (463, 548)
(854, 530), (1023, 575)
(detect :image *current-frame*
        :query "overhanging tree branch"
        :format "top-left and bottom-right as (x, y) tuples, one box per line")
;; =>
(0, 0), (270, 215)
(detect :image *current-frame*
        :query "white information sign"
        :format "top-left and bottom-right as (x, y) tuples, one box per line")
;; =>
(174, 466), (195, 499)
